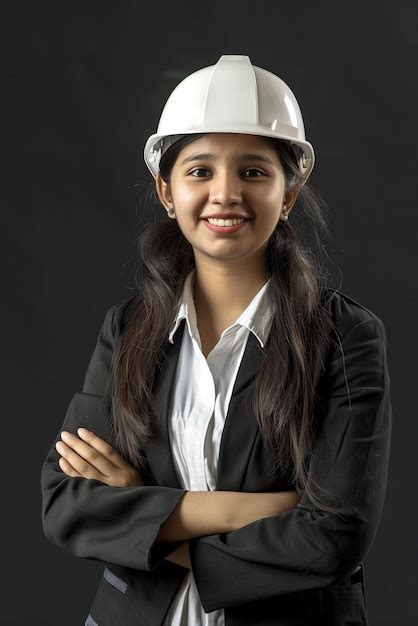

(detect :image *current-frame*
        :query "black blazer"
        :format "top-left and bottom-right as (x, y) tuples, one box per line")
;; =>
(40, 287), (392, 626)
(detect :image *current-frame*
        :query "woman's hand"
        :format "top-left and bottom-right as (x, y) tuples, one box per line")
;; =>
(55, 428), (144, 487)
(165, 541), (192, 569)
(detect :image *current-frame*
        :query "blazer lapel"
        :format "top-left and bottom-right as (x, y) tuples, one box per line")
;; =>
(216, 330), (266, 491)
(146, 320), (266, 492)
(145, 320), (186, 488)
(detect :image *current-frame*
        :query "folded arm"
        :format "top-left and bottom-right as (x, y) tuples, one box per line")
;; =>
(187, 317), (392, 612)
(161, 490), (302, 568)
(41, 300), (301, 572)
(40, 301), (190, 571)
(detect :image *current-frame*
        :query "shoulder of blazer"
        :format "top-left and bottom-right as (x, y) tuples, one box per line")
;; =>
(106, 292), (142, 343)
(321, 285), (385, 340)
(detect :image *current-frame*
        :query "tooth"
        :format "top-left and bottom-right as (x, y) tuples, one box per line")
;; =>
(208, 218), (244, 226)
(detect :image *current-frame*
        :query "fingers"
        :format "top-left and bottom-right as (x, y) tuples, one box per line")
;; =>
(55, 429), (123, 481)
(76, 428), (128, 470)
(55, 428), (144, 488)
(56, 438), (106, 482)
(58, 456), (82, 478)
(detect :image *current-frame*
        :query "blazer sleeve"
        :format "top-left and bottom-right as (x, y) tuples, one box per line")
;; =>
(189, 316), (393, 613)
(40, 300), (188, 571)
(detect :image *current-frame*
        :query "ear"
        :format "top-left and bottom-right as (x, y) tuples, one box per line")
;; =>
(284, 186), (301, 215)
(155, 172), (173, 209)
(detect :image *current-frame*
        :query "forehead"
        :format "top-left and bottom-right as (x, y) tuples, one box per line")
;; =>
(174, 133), (282, 173)
(179, 132), (274, 155)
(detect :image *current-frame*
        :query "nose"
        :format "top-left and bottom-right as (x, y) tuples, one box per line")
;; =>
(208, 170), (243, 206)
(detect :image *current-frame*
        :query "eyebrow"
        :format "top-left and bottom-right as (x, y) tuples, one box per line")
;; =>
(180, 153), (275, 166)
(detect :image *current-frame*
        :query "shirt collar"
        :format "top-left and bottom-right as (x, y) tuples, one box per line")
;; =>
(168, 268), (275, 348)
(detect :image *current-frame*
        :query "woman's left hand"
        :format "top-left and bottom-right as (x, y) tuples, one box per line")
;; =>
(165, 541), (192, 569)
(55, 428), (144, 487)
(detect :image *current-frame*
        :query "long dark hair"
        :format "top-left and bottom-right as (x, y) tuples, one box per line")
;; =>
(106, 133), (346, 517)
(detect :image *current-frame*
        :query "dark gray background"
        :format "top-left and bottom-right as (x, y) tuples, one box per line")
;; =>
(3, 2), (416, 625)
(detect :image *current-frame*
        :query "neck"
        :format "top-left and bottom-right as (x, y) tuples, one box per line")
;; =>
(192, 257), (269, 325)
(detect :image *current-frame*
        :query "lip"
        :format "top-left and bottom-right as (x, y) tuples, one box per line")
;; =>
(203, 218), (250, 234)
(201, 214), (250, 220)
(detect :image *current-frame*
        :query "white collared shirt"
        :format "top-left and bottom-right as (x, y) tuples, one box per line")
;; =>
(162, 267), (275, 626)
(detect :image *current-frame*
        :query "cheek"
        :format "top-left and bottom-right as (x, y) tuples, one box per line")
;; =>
(254, 200), (281, 225)
(173, 183), (203, 207)
(261, 184), (284, 203)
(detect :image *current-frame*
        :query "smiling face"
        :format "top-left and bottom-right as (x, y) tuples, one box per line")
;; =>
(156, 132), (299, 270)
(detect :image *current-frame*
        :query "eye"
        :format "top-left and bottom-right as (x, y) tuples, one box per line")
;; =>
(189, 168), (209, 177)
(189, 168), (265, 178)
(243, 169), (264, 178)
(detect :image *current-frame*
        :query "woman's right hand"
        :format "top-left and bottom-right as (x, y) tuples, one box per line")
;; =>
(55, 428), (145, 488)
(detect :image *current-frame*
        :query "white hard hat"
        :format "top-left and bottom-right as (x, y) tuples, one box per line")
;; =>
(143, 54), (315, 185)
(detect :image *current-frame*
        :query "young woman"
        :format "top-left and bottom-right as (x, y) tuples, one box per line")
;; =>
(41, 55), (392, 626)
